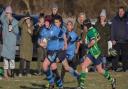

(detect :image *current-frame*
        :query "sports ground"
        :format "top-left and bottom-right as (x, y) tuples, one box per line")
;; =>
(0, 62), (127, 89)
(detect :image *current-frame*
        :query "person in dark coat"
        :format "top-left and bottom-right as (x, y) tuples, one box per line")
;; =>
(111, 6), (128, 72)
(95, 9), (110, 69)
(0, 6), (19, 79)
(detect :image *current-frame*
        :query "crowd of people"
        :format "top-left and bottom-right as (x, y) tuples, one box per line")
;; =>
(0, 3), (128, 89)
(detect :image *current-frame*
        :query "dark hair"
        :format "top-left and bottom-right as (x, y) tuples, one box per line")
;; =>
(44, 15), (52, 23)
(118, 6), (125, 11)
(83, 18), (92, 29)
(53, 15), (63, 23)
(39, 13), (44, 18)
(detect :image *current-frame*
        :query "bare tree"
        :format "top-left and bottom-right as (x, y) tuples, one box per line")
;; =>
(23, 0), (31, 14)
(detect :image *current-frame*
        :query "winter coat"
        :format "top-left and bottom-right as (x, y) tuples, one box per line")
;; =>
(95, 20), (110, 56)
(0, 11), (19, 60)
(19, 18), (34, 61)
(111, 14), (128, 43)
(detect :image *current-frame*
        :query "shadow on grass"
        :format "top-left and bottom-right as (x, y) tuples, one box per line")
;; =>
(20, 85), (46, 89)
(14, 69), (37, 76)
(20, 83), (77, 89)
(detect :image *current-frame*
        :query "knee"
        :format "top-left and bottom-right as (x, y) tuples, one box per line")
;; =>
(81, 63), (88, 71)
(43, 61), (49, 71)
(51, 64), (57, 70)
(97, 67), (104, 74)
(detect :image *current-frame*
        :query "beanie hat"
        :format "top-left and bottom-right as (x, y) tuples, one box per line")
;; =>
(5, 6), (12, 14)
(100, 9), (106, 17)
(51, 3), (58, 9)
(44, 15), (52, 24)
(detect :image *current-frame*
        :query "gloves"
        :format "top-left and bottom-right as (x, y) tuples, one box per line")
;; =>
(108, 48), (118, 57)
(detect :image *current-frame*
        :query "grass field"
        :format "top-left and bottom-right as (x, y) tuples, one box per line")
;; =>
(0, 62), (128, 89)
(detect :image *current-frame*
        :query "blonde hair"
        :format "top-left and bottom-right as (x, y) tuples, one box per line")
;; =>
(79, 12), (86, 20)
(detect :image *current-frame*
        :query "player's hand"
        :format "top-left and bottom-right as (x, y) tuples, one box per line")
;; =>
(38, 39), (47, 48)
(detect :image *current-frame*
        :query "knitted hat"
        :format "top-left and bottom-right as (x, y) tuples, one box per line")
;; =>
(51, 3), (58, 9)
(44, 15), (52, 23)
(100, 9), (106, 17)
(5, 6), (12, 14)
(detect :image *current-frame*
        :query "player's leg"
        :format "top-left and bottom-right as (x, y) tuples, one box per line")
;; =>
(51, 63), (63, 89)
(43, 58), (55, 88)
(96, 64), (116, 89)
(79, 56), (92, 89)
(62, 59), (80, 79)
(60, 65), (66, 82)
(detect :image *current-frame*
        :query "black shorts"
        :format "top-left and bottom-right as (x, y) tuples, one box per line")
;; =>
(79, 43), (87, 59)
(47, 50), (66, 63)
(67, 55), (79, 70)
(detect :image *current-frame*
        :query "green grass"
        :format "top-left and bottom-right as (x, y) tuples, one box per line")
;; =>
(0, 62), (128, 89)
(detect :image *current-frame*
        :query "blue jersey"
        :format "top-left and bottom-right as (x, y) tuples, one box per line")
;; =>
(58, 25), (67, 49)
(66, 31), (79, 60)
(40, 25), (64, 51)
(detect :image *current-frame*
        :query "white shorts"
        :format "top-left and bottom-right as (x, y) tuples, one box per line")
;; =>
(3, 58), (15, 69)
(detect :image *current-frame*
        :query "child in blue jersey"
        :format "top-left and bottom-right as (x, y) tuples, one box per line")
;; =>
(60, 21), (80, 82)
(50, 16), (80, 87)
(39, 15), (64, 89)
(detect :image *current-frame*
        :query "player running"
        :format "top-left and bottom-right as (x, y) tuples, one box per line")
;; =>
(78, 19), (116, 89)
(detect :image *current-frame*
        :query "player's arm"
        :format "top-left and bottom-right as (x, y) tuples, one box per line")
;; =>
(87, 29), (100, 48)
(87, 39), (95, 48)
(63, 33), (67, 50)
(38, 29), (47, 48)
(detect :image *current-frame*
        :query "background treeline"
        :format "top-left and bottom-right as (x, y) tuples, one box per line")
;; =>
(0, 0), (128, 18)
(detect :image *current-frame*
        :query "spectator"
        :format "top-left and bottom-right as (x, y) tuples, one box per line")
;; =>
(95, 9), (110, 69)
(74, 12), (87, 64)
(51, 3), (62, 23)
(19, 13), (34, 77)
(0, 6), (19, 79)
(33, 13), (46, 75)
(0, 21), (2, 57)
(111, 6), (128, 72)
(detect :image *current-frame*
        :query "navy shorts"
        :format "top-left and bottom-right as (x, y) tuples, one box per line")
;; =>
(47, 50), (66, 63)
(57, 50), (66, 62)
(67, 56), (78, 70)
(87, 53), (102, 65)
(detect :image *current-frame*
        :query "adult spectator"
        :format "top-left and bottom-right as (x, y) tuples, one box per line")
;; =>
(51, 3), (62, 23)
(0, 6), (19, 79)
(95, 9), (110, 69)
(74, 12), (87, 64)
(19, 13), (34, 77)
(111, 6), (128, 72)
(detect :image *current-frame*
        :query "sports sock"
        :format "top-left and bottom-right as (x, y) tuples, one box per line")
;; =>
(52, 69), (63, 88)
(44, 68), (54, 85)
(103, 70), (114, 83)
(69, 67), (80, 79)
(79, 72), (87, 88)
